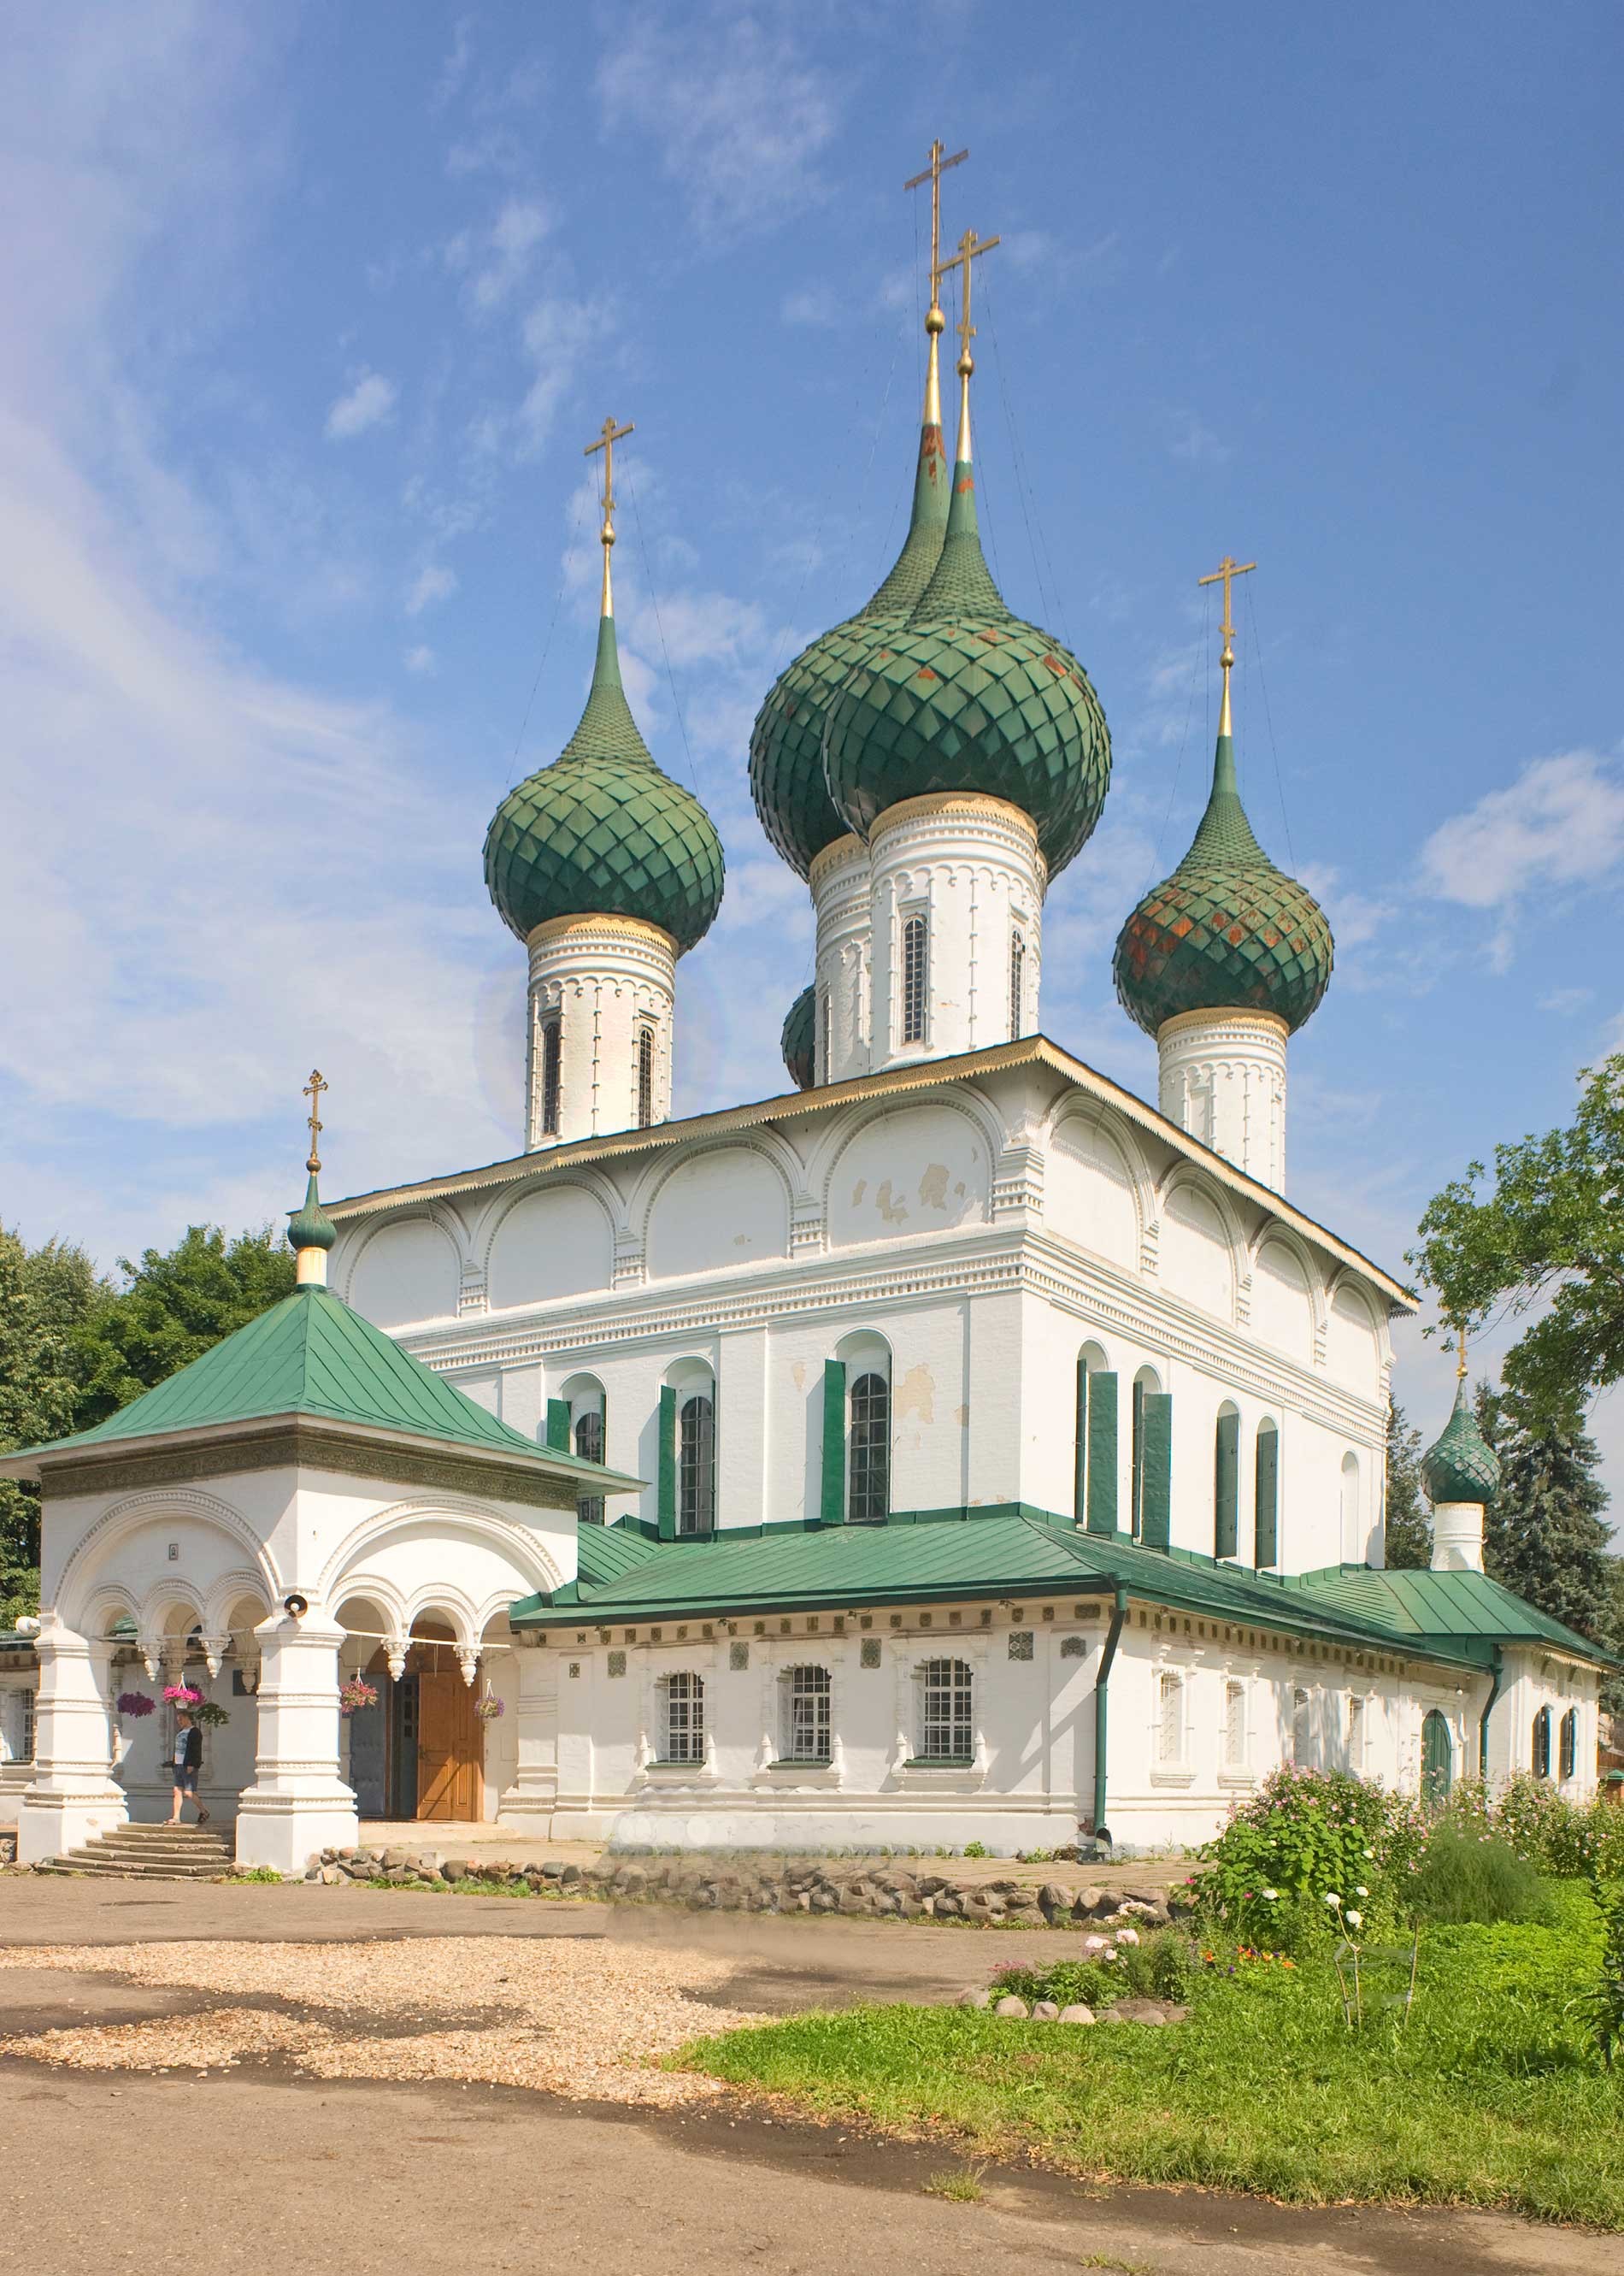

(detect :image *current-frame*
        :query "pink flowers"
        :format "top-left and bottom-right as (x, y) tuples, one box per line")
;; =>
(338, 1678), (380, 1718)
(162, 1683), (203, 1707)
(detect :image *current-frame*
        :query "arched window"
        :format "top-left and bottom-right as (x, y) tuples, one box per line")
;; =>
(1214, 1402), (1240, 1559)
(660, 1671), (704, 1764)
(636, 1025), (655, 1128)
(1559, 1707), (1579, 1782)
(1255, 1419), (1280, 1567)
(1131, 1366), (1170, 1546)
(1074, 1343), (1116, 1534)
(1531, 1704), (1552, 1779)
(539, 1013), (562, 1137)
(780, 1665), (832, 1763)
(678, 1393), (715, 1535)
(1421, 1707), (1452, 1804)
(574, 1402), (605, 1524)
(1009, 928), (1025, 1041)
(902, 912), (928, 1045)
(848, 1371), (891, 1524)
(915, 1657), (974, 1763)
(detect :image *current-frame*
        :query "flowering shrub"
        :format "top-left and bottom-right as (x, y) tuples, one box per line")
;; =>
(1197, 1765), (1421, 1949)
(115, 1690), (156, 1719)
(1434, 1776), (1624, 1881)
(338, 1678), (380, 1718)
(995, 1927), (1198, 2008)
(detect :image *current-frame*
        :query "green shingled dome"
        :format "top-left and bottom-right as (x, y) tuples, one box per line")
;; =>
(286, 1171), (336, 1254)
(1113, 728), (1333, 1036)
(781, 984), (816, 1089)
(821, 458), (1110, 876)
(485, 615), (724, 953)
(1422, 1379), (1502, 1507)
(750, 417), (950, 878)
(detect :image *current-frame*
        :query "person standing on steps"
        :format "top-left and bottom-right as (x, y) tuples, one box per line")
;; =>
(168, 1709), (209, 1825)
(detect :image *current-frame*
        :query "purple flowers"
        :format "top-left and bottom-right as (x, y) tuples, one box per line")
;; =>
(115, 1690), (156, 1718)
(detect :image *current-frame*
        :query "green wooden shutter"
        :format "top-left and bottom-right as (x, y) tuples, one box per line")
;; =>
(656, 1385), (677, 1542)
(1086, 1373), (1118, 1535)
(1139, 1392), (1173, 1549)
(1255, 1427), (1279, 1568)
(1074, 1360), (1089, 1524)
(544, 1398), (571, 1453)
(1214, 1410), (1239, 1559)
(820, 1359), (847, 1525)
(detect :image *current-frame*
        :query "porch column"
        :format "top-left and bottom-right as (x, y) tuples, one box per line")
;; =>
(497, 1642), (557, 1827)
(234, 1609), (358, 1874)
(17, 1618), (126, 1865)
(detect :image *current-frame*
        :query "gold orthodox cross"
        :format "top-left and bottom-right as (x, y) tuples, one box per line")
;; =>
(1455, 1319), (1469, 1380)
(1197, 553), (1256, 653)
(585, 415), (634, 527)
(303, 1069), (327, 1174)
(935, 226), (1000, 372)
(904, 139), (968, 309)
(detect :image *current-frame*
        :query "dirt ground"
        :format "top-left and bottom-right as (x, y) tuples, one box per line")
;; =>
(0, 1873), (1612, 2276)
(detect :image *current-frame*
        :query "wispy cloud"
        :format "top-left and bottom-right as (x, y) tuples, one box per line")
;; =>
(325, 369), (398, 439)
(444, 196), (553, 310)
(1166, 409), (1233, 467)
(405, 563), (457, 616)
(597, 8), (841, 239)
(403, 643), (436, 674)
(1420, 750), (1624, 912)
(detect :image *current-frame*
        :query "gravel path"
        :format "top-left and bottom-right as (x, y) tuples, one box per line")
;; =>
(0, 1937), (765, 2106)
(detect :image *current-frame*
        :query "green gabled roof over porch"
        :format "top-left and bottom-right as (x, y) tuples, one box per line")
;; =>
(0, 1284), (637, 1489)
(1293, 1563), (1616, 1670)
(512, 1506), (1486, 1666)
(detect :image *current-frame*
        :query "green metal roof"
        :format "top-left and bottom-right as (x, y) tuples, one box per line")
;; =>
(511, 1505), (1484, 1664)
(822, 457), (1112, 878)
(780, 984), (815, 1090)
(750, 413), (950, 878)
(1295, 1563), (1615, 1667)
(1421, 1379), (1502, 1507)
(485, 613), (725, 953)
(1114, 727), (1333, 1037)
(1, 1285), (632, 1485)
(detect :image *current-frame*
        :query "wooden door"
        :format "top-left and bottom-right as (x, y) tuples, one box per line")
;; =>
(417, 1671), (483, 1821)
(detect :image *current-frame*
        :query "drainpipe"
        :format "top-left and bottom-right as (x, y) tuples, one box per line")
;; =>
(1478, 1648), (1504, 1780)
(1091, 1586), (1129, 1843)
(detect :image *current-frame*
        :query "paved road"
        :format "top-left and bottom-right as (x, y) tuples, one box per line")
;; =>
(0, 1874), (1610, 2276)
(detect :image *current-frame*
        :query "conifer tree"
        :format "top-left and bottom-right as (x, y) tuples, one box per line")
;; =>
(1382, 1399), (1433, 1569)
(1481, 1383), (1615, 1645)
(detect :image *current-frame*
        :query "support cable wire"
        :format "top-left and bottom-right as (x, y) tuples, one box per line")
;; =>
(981, 273), (1070, 648)
(504, 486), (589, 791)
(623, 463), (703, 801)
(1242, 578), (1299, 872)
(1143, 596), (1207, 887)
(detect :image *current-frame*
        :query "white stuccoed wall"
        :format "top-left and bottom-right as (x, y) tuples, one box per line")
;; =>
(1157, 1008), (1290, 1192)
(809, 833), (872, 1083)
(525, 912), (676, 1150)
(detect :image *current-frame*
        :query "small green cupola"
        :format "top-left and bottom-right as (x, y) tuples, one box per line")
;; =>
(749, 308), (950, 879)
(287, 1070), (338, 1286)
(485, 425), (723, 954)
(821, 240), (1111, 878)
(780, 985), (816, 1090)
(1423, 1349), (1501, 1508)
(1113, 587), (1332, 1040)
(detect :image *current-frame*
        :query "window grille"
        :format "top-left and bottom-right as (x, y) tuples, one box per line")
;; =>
(781, 1665), (832, 1762)
(574, 1405), (605, 1525)
(678, 1393), (715, 1535)
(1157, 1672), (1183, 1762)
(847, 1371), (890, 1524)
(540, 1014), (562, 1136)
(1531, 1704), (1552, 1778)
(916, 1657), (973, 1761)
(1559, 1707), (1578, 1780)
(636, 1025), (655, 1127)
(19, 1689), (35, 1765)
(1009, 929), (1025, 1040)
(662, 1671), (704, 1764)
(902, 913), (928, 1045)
(1223, 1679), (1246, 1767)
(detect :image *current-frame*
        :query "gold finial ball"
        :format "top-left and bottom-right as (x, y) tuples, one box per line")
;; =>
(956, 348), (974, 378)
(925, 303), (945, 335)
(603, 518), (615, 549)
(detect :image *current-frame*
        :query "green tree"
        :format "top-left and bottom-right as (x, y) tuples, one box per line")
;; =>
(0, 1231), (105, 1626)
(1409, 1055), (1624, 1414)
(70, 1225), (296, 1431)
(1383, 1399), (1433, 1569)
(1480, 1383), (1615, 1647)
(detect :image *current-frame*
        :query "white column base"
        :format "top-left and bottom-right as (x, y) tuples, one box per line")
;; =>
(497, 1648), (558, 1829)
(18, 1622), (124, 1863)
(233, 1612), (357, 1875)
(16, 1780), (128, 1866)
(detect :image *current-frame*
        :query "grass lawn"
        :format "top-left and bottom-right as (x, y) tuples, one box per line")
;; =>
(678, 1889), (1624, 2228)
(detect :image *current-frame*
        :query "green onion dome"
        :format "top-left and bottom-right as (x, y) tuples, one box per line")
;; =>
(485, 613), (724, 953)
(1422, 1378), (1501, 1506)
(749, 395), (950, 878)
(821, 440), (1110, 877)
(781, 984), (816, 1090)
(286, 1170), (336, 1255)
(1113, 722), (1333, 1037)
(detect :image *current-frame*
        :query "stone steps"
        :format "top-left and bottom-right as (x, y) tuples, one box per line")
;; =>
(34, 1823), (238, 1879)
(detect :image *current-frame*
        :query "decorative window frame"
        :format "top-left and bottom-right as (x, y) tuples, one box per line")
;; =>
(1218, 1672), (1252, 1788)
(635, 1660), (720, 1787)
(754, 1654), (843, 1787)
(1149, 1661), (1195, 1787)
(889, 1642), (986, 1788)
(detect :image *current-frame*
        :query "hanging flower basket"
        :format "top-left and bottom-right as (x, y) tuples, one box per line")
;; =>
(162, 1683), (204, 1707)
(115, 1690), (156, 1719)
(191, 1701), (230, 1729)
(474, 1692), (505, 1721)
(339, 1678), (380, 1719)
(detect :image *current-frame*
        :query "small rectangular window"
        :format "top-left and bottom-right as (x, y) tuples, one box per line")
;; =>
(1223, 1679), (1246, 1768)
(782, 1665), (832, 1762)
(821, 991), (832, 1083)
(662, 1671), (704, 1764)
(1347, 1692), (1365, 1766)
(1009, 928), (1025, 1041)
(636, 1026), (655, 1128)
(540, 1013), (562, 1136)
(902, 912), (928, 1046)
(917, 1657), (973, 1760)
(19, 1688), (36, 1765)
(1292, 1685), (1312, 1766)
(1157, 1672), (1183, 1763)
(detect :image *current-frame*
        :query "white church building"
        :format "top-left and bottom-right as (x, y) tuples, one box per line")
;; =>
(0, 204), (1608, 1871)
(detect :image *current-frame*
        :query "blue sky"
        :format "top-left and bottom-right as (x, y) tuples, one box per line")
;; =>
(3, 3), (1621, 1496)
